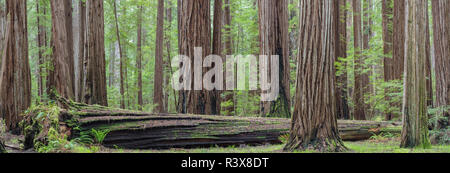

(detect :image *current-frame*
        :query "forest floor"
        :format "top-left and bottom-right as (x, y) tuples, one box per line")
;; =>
(3, 132), (449, 153)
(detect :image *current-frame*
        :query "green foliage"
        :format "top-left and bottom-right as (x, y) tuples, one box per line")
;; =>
(91, 129), (111, 144)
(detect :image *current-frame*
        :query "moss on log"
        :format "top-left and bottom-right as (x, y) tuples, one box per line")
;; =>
(21, 97), (402, 150)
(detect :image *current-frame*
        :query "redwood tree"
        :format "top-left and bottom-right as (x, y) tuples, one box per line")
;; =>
(177, 0), (212, 114)
(284, 0), (346, 152)
(400, 0), (431, 149)
(431, 0), (449, 132)
(335, 0), (349, 119)
(352, 0), (366, 120)
(0, 0), (31, 132)
(154, 0), (164, 113)
(257, 0), (291, 118)
(49, 0), (74, 100)
(82, 0), (107, 106)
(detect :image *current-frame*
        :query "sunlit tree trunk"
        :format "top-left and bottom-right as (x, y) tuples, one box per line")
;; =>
(400, 0), (431, 149)
(0, 0), (31, 132)
(284, 0), (346, 152)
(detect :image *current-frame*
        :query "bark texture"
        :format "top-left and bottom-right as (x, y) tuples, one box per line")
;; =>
(49, 0), (74, 100)
(223, 0), (234, 116)
(431, 0), (450, 131)
(82, 0), (107, 106)
(352, 0), (366, 120)
(257, 0), (291, 118)
(177, 0), (212, 115)
(0, 0), (31, 132)
(136, 5), (143, 111)
(154, 0), (164, 113)
(284, 0), (346, 152)
(335, 0), (349, 119)
(400, 0), (431, 149)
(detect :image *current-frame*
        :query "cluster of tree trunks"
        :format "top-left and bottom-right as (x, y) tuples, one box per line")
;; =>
(0, 0), (31, 132)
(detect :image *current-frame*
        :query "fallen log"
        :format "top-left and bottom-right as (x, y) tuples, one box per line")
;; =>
(22, 98), (402, 150)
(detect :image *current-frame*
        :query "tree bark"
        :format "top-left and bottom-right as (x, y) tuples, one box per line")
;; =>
(36, 0), (48, 101)
(352, 0), (366, 120)
(425, 5), (433, 107)
(382, 0), (396, 120)
(335, 0), (350, 120)
(209, 0), (223, 115)
(177, 0), (211, 115)
(154, 0), (164, 113)
(257, 0), (291, 118)
(400, 0), (431, 149)
(362, 0), (373, 118)
(136, 5), (143, 111)
(392, 0), (405, 80)
(49, 0), (75, 100)
(223, 0), (234, 116)
(431, 0), (450, 130)
(73, 0), (86, 102)
(113, 0), (125, 109)
(284, 0), (346, 152)
(0, 0), (31, 132)
(82, 0), (107, 106)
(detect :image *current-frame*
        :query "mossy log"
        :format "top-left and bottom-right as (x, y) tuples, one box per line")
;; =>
(23, 98), (402, 150)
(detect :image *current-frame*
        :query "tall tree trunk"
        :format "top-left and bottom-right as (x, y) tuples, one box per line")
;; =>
(352, 0), (366, 120)
(113, 0), (125, 109)
(177, 0), (211, 115)
(136, 5), (143, 111)
(0, 1), (4, 59)
(36, 0), (47, 101)
(392, 0), (405, 80)
(362, 0), (373, 119)
(425, 5), (433, 107)
(335, 0), (349, 120)
(400, 0), (431, 149)
(257, 0), (291, 118)
(154, 0), (164, 113)
(223, 0), (234, 116)
(382, 0), (395, 120)
(73, 0), (86, 102)
(0, 0), (31, 132)
(285, 0), (346, 152)
(49, 0), (74, 100)
(82, 0), (107, 106)
(164, 1), (175, 113)
(431, 0), (450, 131)
(209, 0), (223, 115)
